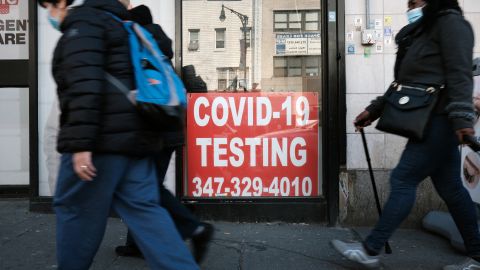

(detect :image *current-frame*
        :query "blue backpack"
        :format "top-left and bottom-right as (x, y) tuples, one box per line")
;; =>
(106, 14), (187, 124)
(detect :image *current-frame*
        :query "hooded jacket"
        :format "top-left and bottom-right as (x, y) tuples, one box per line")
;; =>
(129, 5), (185, 147)
(52, 0), (163, 155)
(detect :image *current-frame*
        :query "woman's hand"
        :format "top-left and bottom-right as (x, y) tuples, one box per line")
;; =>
(73, 151), (97, 181)
(354, 110), (372, 131)
(456, 128), (475, 144)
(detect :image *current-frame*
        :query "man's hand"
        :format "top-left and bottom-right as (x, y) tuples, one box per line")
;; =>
(456, 128), (475, 144)
(354, 110), (372, 131)
(73, 151), (97, 181)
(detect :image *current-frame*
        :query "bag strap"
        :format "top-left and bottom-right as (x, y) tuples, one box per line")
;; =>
(106, 12), (123, 23)
(102, 13), (128, 95)
(106, 72), (137, 105)
(106, 72), (130, 95)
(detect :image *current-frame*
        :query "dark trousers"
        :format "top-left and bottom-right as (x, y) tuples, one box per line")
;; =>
(54, 154), (198, 270)
(126, 146), (200, 246)
(365, 115), (480, 258)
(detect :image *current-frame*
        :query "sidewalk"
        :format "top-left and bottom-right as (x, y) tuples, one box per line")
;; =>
(0, 200), (467, 270)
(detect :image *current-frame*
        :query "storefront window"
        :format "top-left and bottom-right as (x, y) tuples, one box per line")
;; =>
(0, 88), (29, 186)
(182, 0), (322, 199)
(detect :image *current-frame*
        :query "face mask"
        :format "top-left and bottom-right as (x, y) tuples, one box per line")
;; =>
(47, 11), (61, 31)
(407, 6), (424, 24)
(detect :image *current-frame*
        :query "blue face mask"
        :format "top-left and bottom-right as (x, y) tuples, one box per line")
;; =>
(48, 12), (61, 31)
(407, 6), (424, 24)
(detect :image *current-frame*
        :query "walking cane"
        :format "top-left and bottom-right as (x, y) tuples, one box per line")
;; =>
(360, 128), (393, 254)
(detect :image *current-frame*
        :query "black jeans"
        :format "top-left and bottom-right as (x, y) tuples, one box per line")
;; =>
(365, 115), (480, 258)
(126, 146), (201, 246)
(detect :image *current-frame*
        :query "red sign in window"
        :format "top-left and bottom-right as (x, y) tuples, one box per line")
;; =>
(186, 92), (319, 198)
(0, 0), (18, 14)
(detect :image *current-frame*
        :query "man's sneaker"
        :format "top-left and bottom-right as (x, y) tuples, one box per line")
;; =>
(331, 239), (380, 269)
(191, 222), (214, 264)
(443, 258), (480, 270)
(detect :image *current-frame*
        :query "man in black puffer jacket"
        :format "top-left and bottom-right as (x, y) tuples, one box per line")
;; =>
(38, 0), (199, 269)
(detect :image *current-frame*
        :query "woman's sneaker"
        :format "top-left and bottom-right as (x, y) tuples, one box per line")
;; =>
(443, 258), (480, 270)
(331, 239), (380, 269)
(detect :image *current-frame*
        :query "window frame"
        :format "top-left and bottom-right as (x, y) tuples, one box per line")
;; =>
(188, 29), (200, 51)
(273, 56), (321, 78)
(217, 68), (228, 90)
(305, 56), (320, 76)
(273, 10), (321, 32)
(304, 11), (320, 31)
(215, 28), (226, 49)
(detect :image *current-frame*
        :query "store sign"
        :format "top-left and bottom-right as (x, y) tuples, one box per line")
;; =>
(186, 93), (319, 198)
(275, 33), (321, 56)
(0, 0), (29, 60)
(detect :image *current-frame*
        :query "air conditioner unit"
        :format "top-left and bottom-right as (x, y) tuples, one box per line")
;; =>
(188, 41), (199, 51)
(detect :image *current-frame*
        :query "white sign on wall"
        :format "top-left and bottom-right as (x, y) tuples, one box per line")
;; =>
(0, 0), (29, 60)
(275, 33), (321, 56)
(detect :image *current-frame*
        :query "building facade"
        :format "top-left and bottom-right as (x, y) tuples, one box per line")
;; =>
(342, 0), (480, 226)
(0, 0), (479, 225)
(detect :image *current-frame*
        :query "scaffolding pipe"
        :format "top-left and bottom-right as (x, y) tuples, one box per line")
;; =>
(366, 0), (370, 29)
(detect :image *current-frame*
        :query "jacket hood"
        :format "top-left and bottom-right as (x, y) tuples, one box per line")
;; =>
(60, 0), (129, 32)
(65, 0), (129, 20)
(81, 0), (129, 19)
(129, 5), (153, 26)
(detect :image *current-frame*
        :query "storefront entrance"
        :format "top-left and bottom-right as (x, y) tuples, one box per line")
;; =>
(26, 0), (345, 224)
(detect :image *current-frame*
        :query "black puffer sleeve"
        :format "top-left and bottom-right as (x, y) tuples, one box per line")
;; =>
(438, 13), (475, 130)
(365, 96), (386, 121)
(58, 10), (106, 152)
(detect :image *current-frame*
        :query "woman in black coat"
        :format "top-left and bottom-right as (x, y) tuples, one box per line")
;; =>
(332, 1), (480, 269)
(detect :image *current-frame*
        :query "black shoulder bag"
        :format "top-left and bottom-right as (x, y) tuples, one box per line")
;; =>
(376, 82), (442, 140)
(375, 20), (443, 141)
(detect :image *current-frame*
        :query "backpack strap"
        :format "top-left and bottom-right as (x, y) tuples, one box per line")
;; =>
(106, 72), (137, 105)
(106, 72), (129, 95)
(106, 12), (124, 23)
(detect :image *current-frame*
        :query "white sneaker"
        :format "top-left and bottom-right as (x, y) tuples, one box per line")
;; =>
(331, 239), (380, 269)
(443, 258), (480, 270)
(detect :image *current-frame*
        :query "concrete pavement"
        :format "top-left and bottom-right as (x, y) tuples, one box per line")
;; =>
(0, 200), (468, 269)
